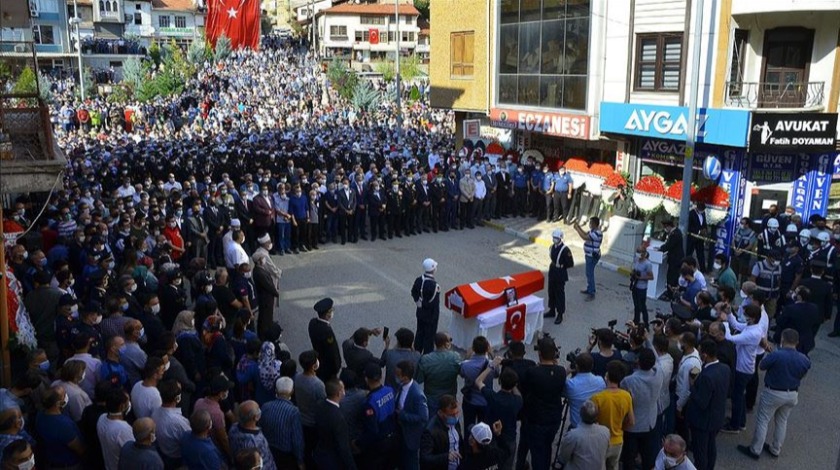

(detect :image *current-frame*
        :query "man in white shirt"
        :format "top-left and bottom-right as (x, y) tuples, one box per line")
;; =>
(719, 304), (763, 434)
(163, 174), (182, 194)
(473, 171), (487, 225)
(675, 333), (702, 420)
(653, 335), (674, 433)
(224, 228), (250, 270)
(130, 356), (165, 419)
(151, 380), (191, 466)
(68, 334), (101, 400)
(97, 390), (134, 470)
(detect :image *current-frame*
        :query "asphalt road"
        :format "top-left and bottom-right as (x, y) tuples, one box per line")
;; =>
(269, 225), (840, 469)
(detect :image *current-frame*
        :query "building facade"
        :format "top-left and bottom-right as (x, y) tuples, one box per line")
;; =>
(316, 2), (420, 63)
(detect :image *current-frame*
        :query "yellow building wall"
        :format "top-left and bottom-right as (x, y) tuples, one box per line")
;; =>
(429, 0), (494, 113)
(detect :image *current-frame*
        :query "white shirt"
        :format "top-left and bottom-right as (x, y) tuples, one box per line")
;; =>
(68, 353), (101, 400)
(97, 414), (134, 470)
(724, 317), (763, 374)
(398, 380), (413, 410)
(130, 381), (162, 419)
(654, 448), (697, 470)
(474, 179), (487, 199)
(675, 349), (701, 410)
(678, 270), (707, 290)
(655, 352), (674, 414)
(224, 240), (250, 269)
(151, 406), (191, 459)
(116, 185), (136, 198)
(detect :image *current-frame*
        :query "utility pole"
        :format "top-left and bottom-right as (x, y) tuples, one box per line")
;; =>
(679, 0), (705, 252)
(71, 0), (85, 101)
(394, 0), (402, 145)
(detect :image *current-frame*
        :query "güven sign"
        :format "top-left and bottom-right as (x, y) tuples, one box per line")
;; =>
(749, 112), (838, 152)
(489, 108), (590, 140)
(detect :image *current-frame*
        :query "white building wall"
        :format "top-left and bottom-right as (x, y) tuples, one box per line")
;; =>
(732, 0), (840, 15)
(319, 13), (419, 57)
(124, 1), (155, 38)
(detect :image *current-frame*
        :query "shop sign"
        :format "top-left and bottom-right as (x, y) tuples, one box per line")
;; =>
(489, 108), (590, 140)
(599, 102), (751, 148)
(463, 120), (480, 140)
(638, 139), (702, 170)
(749, 112), (838, 152)
(158, 27), (195, 37)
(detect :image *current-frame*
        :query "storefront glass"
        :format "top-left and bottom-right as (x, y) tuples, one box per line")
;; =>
(498, 0), (590, 110)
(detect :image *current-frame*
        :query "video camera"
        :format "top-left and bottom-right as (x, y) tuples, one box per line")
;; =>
(535, 332), (561, 360)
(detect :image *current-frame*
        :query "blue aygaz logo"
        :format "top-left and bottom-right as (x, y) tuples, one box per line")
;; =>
(599, 102), (751, 148)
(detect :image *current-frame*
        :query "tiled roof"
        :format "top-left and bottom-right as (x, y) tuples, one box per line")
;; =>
(323, 2), (420, 16)
(152, 0), (196, 11)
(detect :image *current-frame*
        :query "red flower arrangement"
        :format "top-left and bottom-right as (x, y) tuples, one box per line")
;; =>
(564, 157), (590, 173)
(603, 172), (626, 189)
(666, 181), (696, 200)
(589, 163), (615, 178)
(634, 175), (666, 195)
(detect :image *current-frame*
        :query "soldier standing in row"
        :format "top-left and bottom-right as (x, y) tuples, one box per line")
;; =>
(412, 258), (441, 354)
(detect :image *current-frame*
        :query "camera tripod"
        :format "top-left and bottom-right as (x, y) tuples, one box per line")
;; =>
(550, 398), (571, 469)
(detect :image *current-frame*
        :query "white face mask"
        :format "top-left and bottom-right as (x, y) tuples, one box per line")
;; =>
(204, 284), (213, 293)
(17, 454), (35, 470)
(664, 456), (680, 468)
(150, 304), (161, 315)
(713, 262), (722, 270)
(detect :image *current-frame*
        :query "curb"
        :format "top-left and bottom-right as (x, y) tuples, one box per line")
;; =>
(484, 220), (631, 278)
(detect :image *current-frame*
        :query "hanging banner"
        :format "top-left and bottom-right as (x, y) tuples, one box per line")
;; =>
(809, 153), (833, 217)
(791, 156), (811, 217)
(715, 149), (748, 256)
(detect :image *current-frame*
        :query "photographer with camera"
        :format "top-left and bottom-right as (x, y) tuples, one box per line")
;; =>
(630, 248), (654, 325)
(620, 323), (652, 367)
(587, 328), (623, 378)
(563, 353), (605, 430)
(520, 336), (567, 470)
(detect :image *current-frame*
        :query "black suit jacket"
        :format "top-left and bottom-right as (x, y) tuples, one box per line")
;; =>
(338, 189), (356, 214)
(688, 209), (707, 235)
(661, 228), (685, 267)
(775, 302), (822, 354)
(342, 338), (377, 377)
(314, 400), (357, 470)
(420, 415), (465, 470)
(799, 276), (833, 320)
(309, 318), (342, 380)
(367, 191), (386, 216)
(685, 362), (730, 432)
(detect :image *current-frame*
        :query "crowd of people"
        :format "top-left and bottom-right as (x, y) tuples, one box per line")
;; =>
(0, 32), (828, 470)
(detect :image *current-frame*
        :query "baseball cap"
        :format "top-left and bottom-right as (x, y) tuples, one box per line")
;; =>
(470, 423), (493, 445)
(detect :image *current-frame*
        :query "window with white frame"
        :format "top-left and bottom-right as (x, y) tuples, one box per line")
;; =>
(330, 25), (347, 40)
(175, 15), (186, 28)
(159, 15), (170, 27)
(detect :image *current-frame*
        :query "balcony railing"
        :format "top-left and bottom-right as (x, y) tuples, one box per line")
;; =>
(725, 81), (825, 109)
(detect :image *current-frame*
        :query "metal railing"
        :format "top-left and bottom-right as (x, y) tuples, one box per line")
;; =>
(725, 81), (825, 109)
(0, 42), (56, 162)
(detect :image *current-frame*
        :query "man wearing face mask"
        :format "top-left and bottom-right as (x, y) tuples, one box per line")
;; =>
(654, 219), (684, 299)
(117, 417), (163, 469)
(96, 389), (133, 470)
(193, 375), (235, 460)
(654, 434), (696, 470)
(35, 385), (86, 469)
(136, 295), (166, 352)
(75, 307), (105, 358)
(718, 305), (763, 434)
(130, 356), (166, 419)
(757, 219), (785, 259)
(545, 229), (574, 324)
(750, 249), (782, 318)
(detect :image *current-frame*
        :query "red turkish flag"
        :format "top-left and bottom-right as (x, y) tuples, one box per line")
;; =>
(206, 0), (260, 50)
(369, 29), (379, 45)
(445, 270), (544, 318)
(505, 304), (527, 343)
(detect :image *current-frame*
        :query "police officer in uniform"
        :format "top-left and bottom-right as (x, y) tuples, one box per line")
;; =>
(545, 229), (574, 324)
(757, 218), (785, 258)
(412, 259), (441, 354)
(357, 363), (398, 469)
(751, 249), (783, 318)
(308, 297), (342, 382)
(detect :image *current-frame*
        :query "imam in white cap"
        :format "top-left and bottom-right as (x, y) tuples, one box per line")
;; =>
(470, 422), (493, 445)
(423, 258), (438, 273)
(257, 233), (271, 244)
(230, 218), (242, 228)
(552, 229), (564, 240)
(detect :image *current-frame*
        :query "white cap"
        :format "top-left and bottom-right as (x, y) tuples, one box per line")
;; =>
(423, 258), (438, 272)
(786, 224), (798, 233)
(817, 231), (830, 242)
(767, 218), (779, 229)
(470, 423), (493, 445)
(552, 229), (564, 240)
(257, 233), (271, 245)
(230, 218), (242, 228)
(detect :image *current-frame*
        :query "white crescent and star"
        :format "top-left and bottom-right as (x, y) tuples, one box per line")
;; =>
(469, 276), (516, 300)
(227, 7), (238, 17)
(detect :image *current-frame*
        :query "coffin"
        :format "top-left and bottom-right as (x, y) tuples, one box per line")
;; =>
(444, 270), (545, 319)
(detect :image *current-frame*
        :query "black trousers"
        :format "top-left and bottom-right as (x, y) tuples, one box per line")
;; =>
(621, 428), (657, 470)
(632, 287), (649, 324)
(369, 213), (386, 240)
(414, 312), (439, 355)
(689, 427), (719, 470)
(460, 200), (473, 228)
(547, 276), (566, 318)
(687, 235), (706, 271)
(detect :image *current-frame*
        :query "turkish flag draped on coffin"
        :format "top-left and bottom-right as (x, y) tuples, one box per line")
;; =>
(444, 270), (544, 318)
(206, 0), (260, 50)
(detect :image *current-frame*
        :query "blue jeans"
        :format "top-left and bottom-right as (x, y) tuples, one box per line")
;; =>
(731, 371), (753, 428)
(585, 255), (598, 294)
(276, 222), (291, 251)
(526, 422), (560, 470)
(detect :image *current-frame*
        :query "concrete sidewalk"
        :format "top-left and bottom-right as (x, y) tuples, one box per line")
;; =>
(482, 216), (634, 277)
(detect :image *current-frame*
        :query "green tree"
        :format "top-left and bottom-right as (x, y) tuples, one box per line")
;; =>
(351, 80), (381, 113)
(187, 37), (208, 66)
(214, 34), (232, 63)
(414, 0), (429, 19)
(375, 61), (395, 83)
(37, 72), (52, 102)
(399, 54), (422, 82)
(149, 40), (162, 68)
(327, 57), (359, 100)
(12, 66), (38, 95)
(122, 56), (147, 89)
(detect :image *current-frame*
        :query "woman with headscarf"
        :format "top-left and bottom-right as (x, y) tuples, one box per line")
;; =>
(248, 341), (282, 406)
(172, 310), (206, 393)
(202, 314), (233, 380)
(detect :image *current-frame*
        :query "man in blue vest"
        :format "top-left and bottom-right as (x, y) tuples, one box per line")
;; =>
(513, 166), (529, 217)
(751, 249), (783, 318)
(357, 363), (398, 468)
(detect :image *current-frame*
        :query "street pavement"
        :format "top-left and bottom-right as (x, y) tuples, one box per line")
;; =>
(270, 218), (840, 469)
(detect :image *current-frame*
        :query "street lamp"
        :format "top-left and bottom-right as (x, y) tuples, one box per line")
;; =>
(69, 0), (85, 101)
